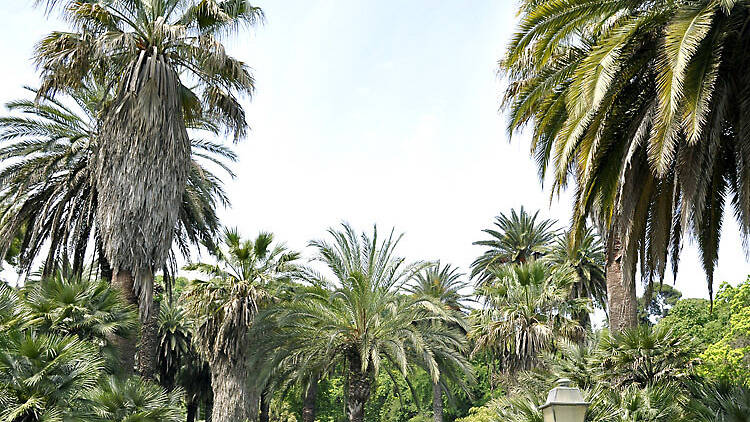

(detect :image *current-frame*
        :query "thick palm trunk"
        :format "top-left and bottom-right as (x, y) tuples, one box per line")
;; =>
(137, 290), (161, 380)
(606, 233), (637, 332)
(346, 354), (372, 422)
(96, 54), (190, 322)
(111, 270), (137, 374)
(432, 382), (443, 422)
(210, 357), (258, 422)
(302, 372), (319, 422)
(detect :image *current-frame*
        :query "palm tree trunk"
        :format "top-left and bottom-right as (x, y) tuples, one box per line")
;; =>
(346, 353), (372, 422)
(259, 390), (270, 422)
(210, 357), (257, 422)
(186, 400), (198, 422)
(606, 233), (637, 332)
(137, 289), (161, 380)
(111, 269), (137, 374)
(432, 381), (443, 422)
(302, 372), (319, 422)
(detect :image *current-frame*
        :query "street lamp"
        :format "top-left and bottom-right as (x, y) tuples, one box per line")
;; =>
(538, 378), (590, 422)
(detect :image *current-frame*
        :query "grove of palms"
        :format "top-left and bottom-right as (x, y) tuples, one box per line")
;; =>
(1, 1), (750, 422)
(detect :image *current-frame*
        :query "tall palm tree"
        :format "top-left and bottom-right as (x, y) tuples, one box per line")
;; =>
(276, 223), (461, 422)
(35, 0), (260, 333)
(501, 0), (750, 329)
(184, 228), (300, 422)
(471, 208), (557, 286)
(544, 227), (607, 329)
(0, 86), (236, 370)
(409, 262), (473, 422)
(410, 262), (471, 312)
(470, 261), (588, 373)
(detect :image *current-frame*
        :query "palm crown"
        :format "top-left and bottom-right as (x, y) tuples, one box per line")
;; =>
(471, 207), (557, 285)
(501, 0), (750, 300)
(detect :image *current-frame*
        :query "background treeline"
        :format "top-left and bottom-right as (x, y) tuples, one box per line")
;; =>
(4, 209), (750, 422)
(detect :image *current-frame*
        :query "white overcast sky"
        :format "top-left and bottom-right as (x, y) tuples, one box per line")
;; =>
(1, 0), (749, 299)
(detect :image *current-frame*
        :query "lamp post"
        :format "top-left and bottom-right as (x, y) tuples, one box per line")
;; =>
(538, 378), (590, 422)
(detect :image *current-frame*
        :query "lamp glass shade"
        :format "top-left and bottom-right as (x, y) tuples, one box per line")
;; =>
(539, 379), (589, 422)
(542, 405), (587, 422)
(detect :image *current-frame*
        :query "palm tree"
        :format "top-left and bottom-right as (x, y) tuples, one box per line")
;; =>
(35, 0), (260, 339)
(470, 261), (588, 372)
(594, 325), (697, 389)
(0, 86), (236, 370)
(22, 269), (138, 370)
(0, 330), (104, 422)
(409, 262), (473, 422)
(410, 262), (471, 313)
(277, 223), (461, 422)
(156, 301), (192, 390)
(87, 376), (185, 422)
(184, 228), (300, 422)
(501, 0), (750, 329)
(544, 227), (606, 329)
(471, 208), (557, 286)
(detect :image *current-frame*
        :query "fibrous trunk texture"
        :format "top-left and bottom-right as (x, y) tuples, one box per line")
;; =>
(606, 233), (637, 332)
(137, 290), (161, 379)
(95, 49), (190, 320)
(302, 372), (319, 422)
(432, 382), (443, 422)
(210, 357), (258, 422)
(346, 353), (372, 422)
(111, 270), (137, 374)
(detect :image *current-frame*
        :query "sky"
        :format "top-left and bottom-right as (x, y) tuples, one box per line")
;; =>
(1, 0), (749, 299)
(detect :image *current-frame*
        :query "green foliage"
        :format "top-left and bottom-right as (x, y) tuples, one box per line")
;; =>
(471, 207), (557, 285)
(0, 273), (184, 422)
(638, 284), (683, 325)
(594, 325), (698, 388)
(0, 330), (103, 422)
(87, 376), (184, 422)
(697, 280), (750, 385)
(23, 272), (138, 348)
(471, 261), (588, 371)
(658, 298), (726, 354)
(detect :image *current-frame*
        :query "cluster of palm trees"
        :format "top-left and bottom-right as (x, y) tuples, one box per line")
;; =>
(0, 207), (603, 422)
(502, 0), (750, 329)
(0, 0), (256, 377)
(0, 270), (184, 421)
(469, 208), (605, 383)
(1, 0), (750, 420)
(170, 223), (477, 422)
